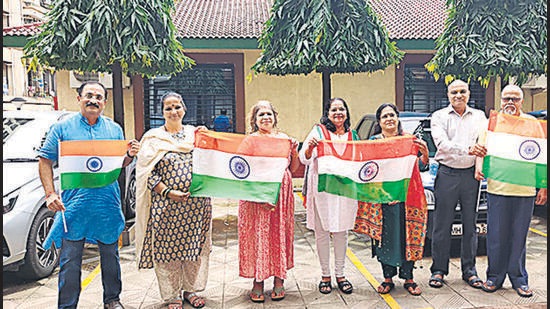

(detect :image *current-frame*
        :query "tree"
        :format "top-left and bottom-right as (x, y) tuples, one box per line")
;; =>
(23, 0), (194, 206)
(23, 0), (195, 127)
(252, 0), (403, 109)
(426, 0), (547, 87)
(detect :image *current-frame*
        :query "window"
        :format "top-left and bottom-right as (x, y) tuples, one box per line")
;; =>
(403, 64), (486, 113)
(144, 64), (236, 131)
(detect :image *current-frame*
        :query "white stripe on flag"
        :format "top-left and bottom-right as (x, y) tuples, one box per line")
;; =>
(193, 148), (288, 182)
(59, 156), (125, 173)
(487, 131), (547, 165)
(317, 154), (417, 183)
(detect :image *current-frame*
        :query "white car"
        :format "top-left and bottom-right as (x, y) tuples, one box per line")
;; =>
(3, 110), (74, 279)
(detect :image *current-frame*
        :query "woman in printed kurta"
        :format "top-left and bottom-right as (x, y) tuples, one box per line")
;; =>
(354, 103), (428, 296)
(238, 101), (300, 303)
(135, 92), (211, 309)
(298, 98), (359, 295)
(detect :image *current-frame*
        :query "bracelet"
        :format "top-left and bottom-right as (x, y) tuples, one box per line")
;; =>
(126, 150), (135, 159)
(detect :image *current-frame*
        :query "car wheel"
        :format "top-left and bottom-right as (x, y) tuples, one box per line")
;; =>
(18, 207), (59, 280)
(124, 170), (136, 220)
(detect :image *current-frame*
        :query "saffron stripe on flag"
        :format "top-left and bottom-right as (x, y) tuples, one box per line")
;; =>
(317, 135), (417, 161)
(194, 131), (290, 157)
(488, 110), (547, 138)
(60, 140), (128, 156)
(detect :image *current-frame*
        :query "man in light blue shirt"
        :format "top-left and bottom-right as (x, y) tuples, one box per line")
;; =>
(38, 81), (140, 309)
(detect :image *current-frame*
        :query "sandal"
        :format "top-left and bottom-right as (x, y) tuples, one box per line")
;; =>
(481, 280), (501, 293)
(516, 285), (533, 298)
(336, 277), (353, 294)
(463, 275), (483, 289)
(404, 281), (422, 296)
(167, 299), (183, 309)
(318, 277), (332, 294)
(271, 286), (285, 301)
(377, 281), (395, 294)
(183, 292), (205, 308)
(249, 280), (265, 303)
(429, 271), (444, 288)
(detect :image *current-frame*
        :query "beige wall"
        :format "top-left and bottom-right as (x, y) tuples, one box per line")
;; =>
(56, 70), (137, 139)
(52, 52), (545, 142)
(242, 50), (396, 141)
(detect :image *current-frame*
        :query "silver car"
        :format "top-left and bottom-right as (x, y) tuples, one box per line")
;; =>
(3, 110), (74, 279)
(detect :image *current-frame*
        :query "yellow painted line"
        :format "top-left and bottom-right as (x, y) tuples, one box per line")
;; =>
(81, 237), (124, 290)
(81, 264), (101, 289)
(529, 227), (547, 237)
(347, 248), (401, 309)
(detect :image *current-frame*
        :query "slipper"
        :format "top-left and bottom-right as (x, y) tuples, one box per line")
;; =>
(516, 285), (533, 298)
(271, 286), (285, 301)
(429, 272), (444, 288)
(336, 278), (353, 294)
(183, 292), (205, 308)
(249, 281), (265, 303)
(377, 281), (395, 294)
(404, 282), (422, 296)
(464, 275), (483, 289)
(318, 279), (332, 294)
(481, 280), (500, 293)
(167, 299), (183, 309)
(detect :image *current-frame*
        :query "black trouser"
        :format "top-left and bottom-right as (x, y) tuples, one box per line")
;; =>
(430, 164), (480, 279)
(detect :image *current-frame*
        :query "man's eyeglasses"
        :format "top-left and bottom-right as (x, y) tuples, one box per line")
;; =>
(449, 89), (468, 95)
(83, 93), (105, 101)
(502, 97), (521, 103)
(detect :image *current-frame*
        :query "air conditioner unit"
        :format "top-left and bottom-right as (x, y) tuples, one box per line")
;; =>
(69, 71), (131, 89)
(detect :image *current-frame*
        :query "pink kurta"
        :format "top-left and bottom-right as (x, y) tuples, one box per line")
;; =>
(238, 168), (295, 281)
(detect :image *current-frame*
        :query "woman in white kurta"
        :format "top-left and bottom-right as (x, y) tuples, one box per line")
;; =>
(299, 98), (359, 295)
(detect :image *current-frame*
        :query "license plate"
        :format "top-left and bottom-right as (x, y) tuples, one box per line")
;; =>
(451, 223), (487, 236)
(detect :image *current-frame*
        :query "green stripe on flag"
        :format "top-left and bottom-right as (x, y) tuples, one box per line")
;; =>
(318, 174), (410, 203)
(483, 155), (547, 188)
(60, 169), (122, 190)
(190, 174), (282, 204)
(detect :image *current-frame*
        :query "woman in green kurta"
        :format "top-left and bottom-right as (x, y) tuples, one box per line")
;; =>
(363, 103), (429, 296)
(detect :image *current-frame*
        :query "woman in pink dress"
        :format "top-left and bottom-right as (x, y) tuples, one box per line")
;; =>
(238, 100), (300, 303)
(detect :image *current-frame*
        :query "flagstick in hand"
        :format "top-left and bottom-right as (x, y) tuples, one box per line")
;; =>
(62, 211), (68, 233)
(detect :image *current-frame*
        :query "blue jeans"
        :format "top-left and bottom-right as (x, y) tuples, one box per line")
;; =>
(58, 239), (122, 309)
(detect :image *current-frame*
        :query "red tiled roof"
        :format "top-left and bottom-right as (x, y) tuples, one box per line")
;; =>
(3, 22), (43, 37)
(4, 1), (447, 40)
(172, 0), (274, 39)
(368, 0), (447, 39)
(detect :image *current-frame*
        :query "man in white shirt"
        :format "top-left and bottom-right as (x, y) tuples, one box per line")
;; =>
(428, 79), (488, 290)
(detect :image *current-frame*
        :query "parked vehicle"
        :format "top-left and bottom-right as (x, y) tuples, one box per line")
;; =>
(355, 112), (488, 256)
(3, 110), (73, 279)
(3, 110), (135, 279)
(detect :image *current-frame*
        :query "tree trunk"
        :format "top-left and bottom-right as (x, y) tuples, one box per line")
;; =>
(322, 71), (331, 111)
(112, 61), (126, 216)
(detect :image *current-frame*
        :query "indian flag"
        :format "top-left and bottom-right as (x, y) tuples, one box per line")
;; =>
(317, 136), (420, 203)
(190, 131), (291, 204)
(483, 110), (547, 188)
(59, 140), (127, 190)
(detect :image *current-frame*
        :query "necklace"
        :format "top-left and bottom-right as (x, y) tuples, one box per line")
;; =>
(164, 125), (186, 140)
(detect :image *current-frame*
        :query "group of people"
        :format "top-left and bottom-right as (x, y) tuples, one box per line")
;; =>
(37, 80), (546, 309)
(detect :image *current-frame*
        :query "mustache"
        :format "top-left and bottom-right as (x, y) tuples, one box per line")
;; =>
(86, 102), (100, 108)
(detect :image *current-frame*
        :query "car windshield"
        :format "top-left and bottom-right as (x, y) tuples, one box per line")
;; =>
(3, 117), (52, 161)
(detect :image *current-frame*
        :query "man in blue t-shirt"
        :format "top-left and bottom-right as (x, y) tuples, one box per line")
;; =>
(213, 109), (232, 132)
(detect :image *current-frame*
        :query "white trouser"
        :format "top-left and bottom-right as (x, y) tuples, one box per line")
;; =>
(314, 206), (348, 278)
